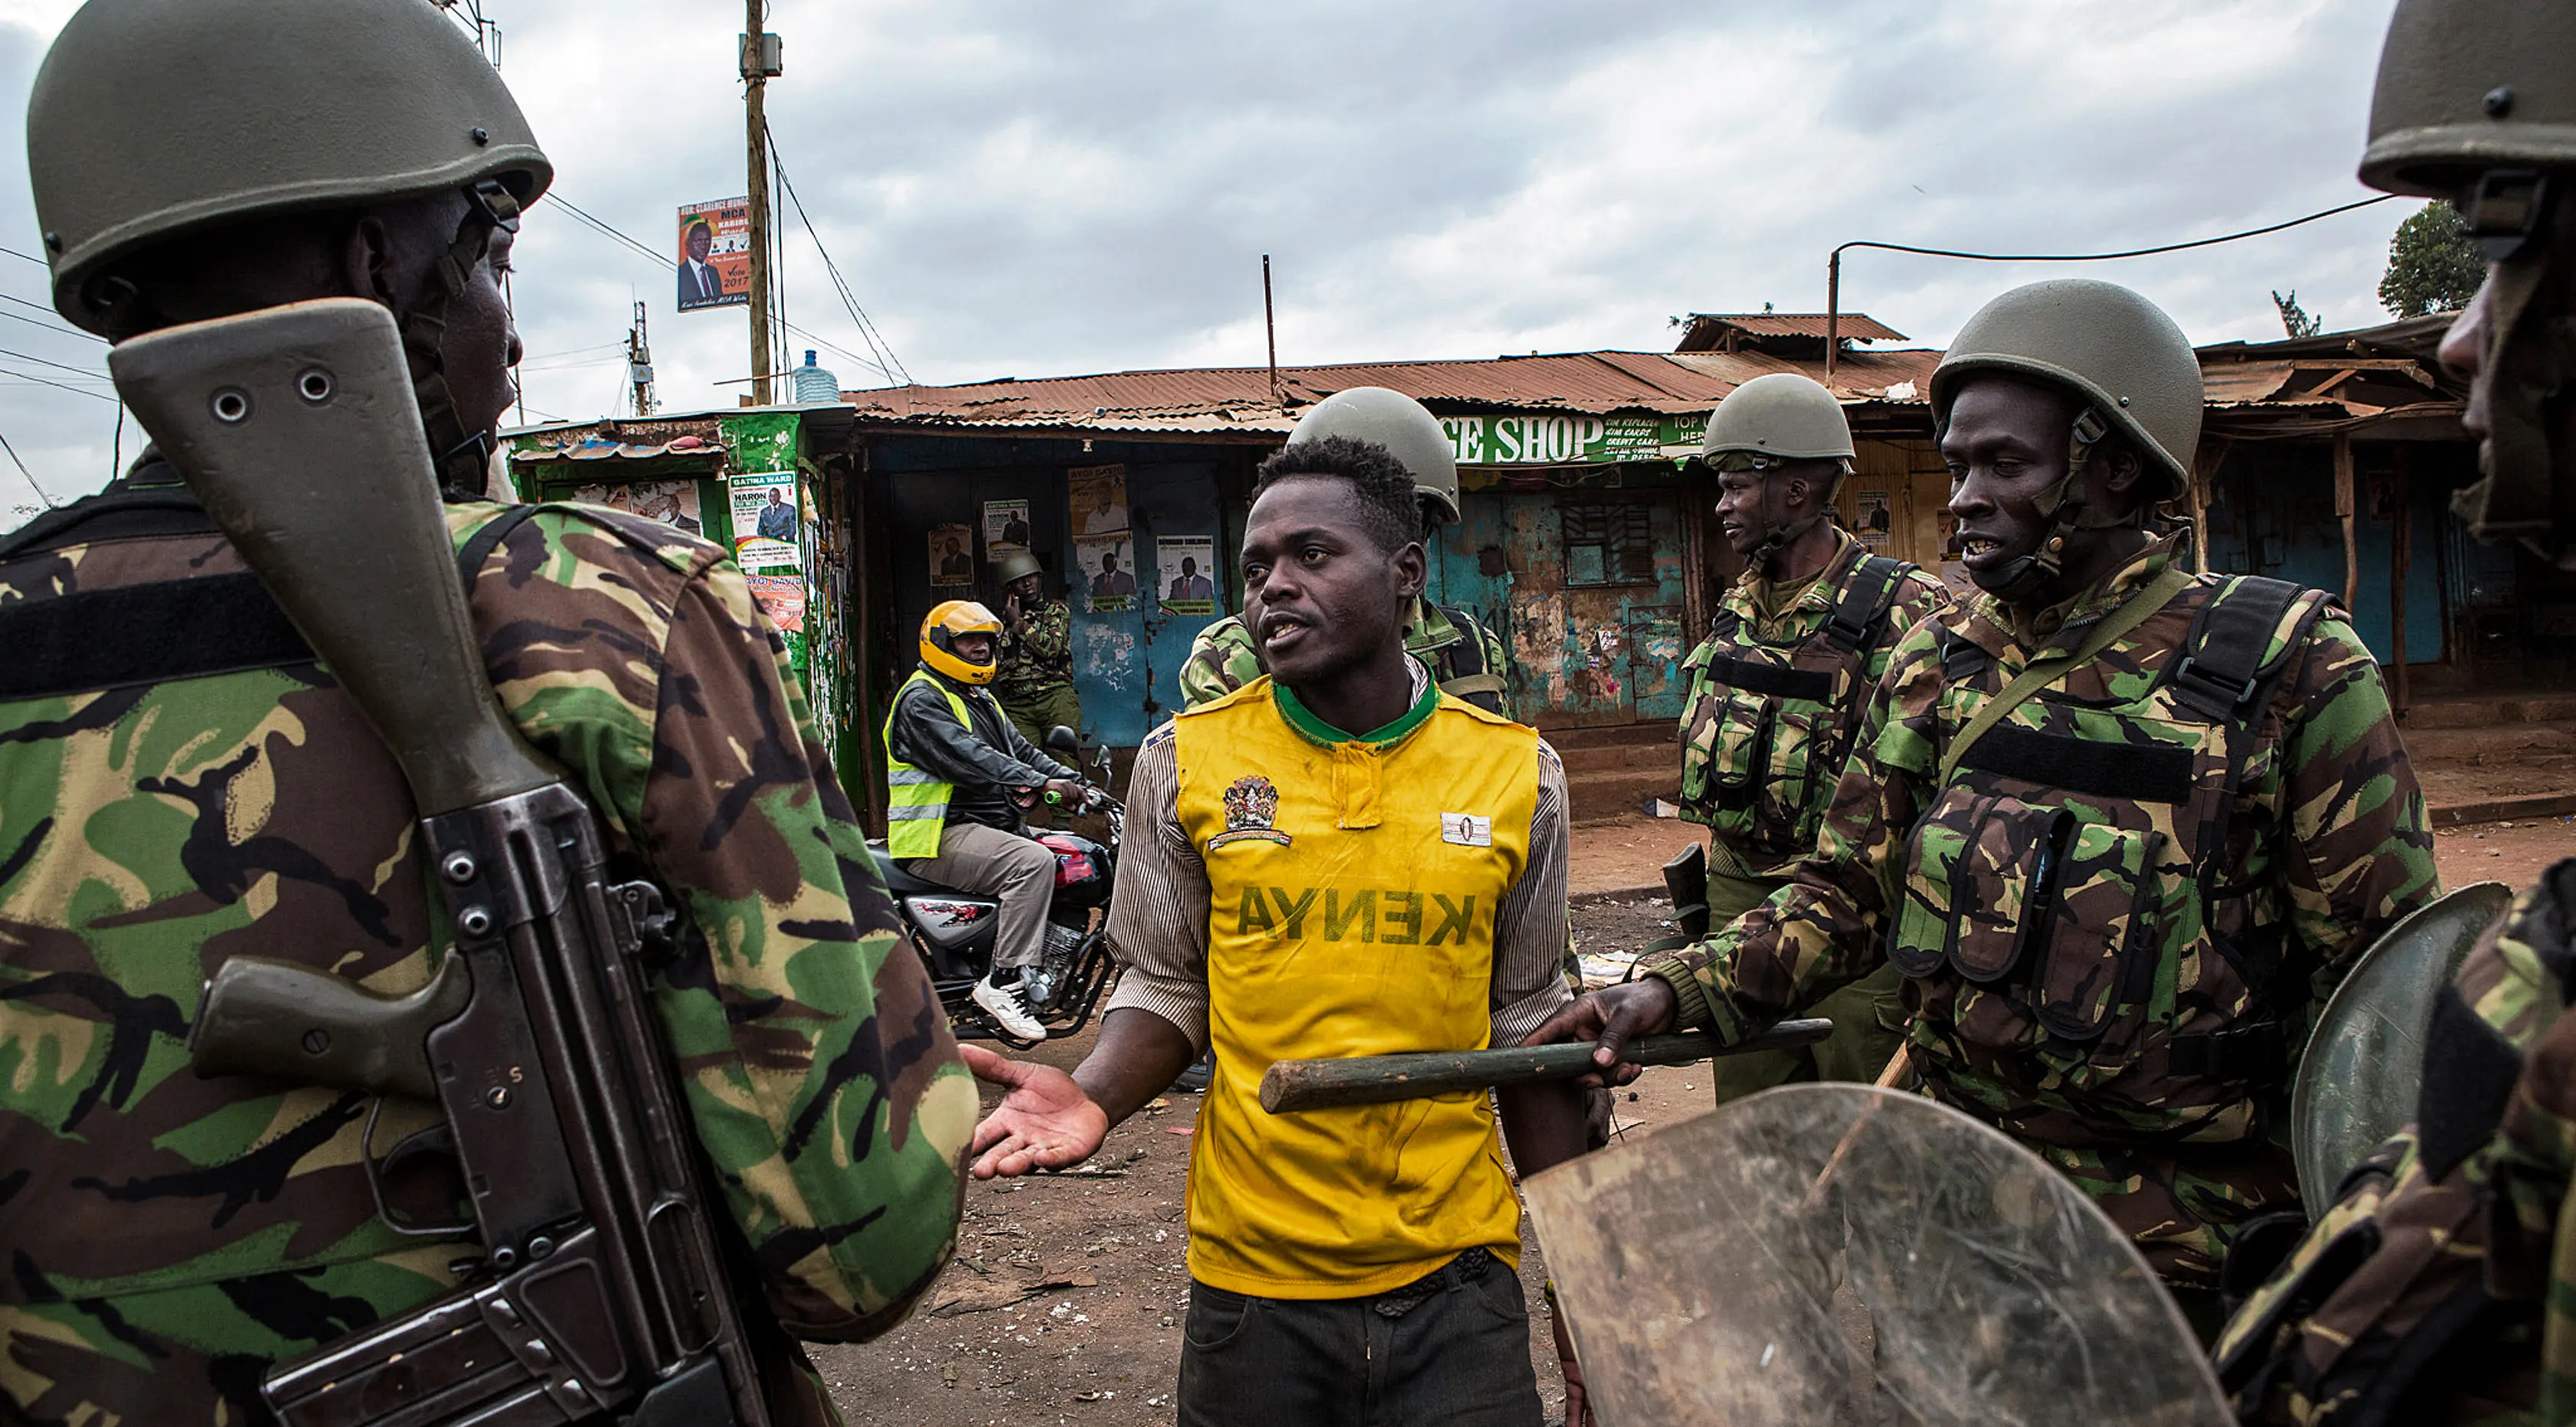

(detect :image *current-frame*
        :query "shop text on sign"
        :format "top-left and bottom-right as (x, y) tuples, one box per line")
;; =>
(1440, 413), (1698, 466)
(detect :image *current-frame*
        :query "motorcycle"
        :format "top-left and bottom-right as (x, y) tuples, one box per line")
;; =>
(866, 726), (1124, 1047)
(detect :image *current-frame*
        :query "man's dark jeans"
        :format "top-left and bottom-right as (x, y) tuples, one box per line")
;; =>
(1176, 1249), (1542, 1426)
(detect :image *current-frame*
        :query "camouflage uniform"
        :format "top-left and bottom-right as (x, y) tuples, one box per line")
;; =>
(0, 468), (975, 1425)
(1676, 527), (1952, 1099)
(992, 593), (1080, 749)
(1639, 533), (2438, 1288)
(2215, 865), (2576, 1422)
(1178, 597), (1513, 718)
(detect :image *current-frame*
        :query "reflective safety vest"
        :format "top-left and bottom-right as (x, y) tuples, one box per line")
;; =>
(1677, 554), (1915, 869)
(882, 668), (973, 858)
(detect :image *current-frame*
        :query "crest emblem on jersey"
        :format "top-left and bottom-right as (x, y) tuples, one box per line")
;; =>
(1208, 774), (1292, 850)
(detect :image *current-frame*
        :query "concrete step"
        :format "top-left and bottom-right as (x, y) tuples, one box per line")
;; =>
(2401, 721), (2576, 762)
(2404, 695), (2576, 729)
(1555, 740), (1676, 777)
(1569, 768), (1679, 825)
(1543, 720), (1676, 752)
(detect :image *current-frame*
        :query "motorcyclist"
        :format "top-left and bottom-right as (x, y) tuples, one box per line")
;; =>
(884, 599), (1085, 1040)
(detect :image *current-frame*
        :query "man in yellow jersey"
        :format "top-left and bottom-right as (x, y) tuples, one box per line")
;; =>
(962, 436), (1592, 1425)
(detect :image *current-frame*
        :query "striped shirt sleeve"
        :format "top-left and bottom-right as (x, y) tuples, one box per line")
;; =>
(1101, 725), (1213, 1051)
(1489, 740), (1576, 1048)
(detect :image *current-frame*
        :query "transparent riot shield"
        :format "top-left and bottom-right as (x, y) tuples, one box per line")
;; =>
(1523, 1083), (2228, 1427)
(2290, 880), (2513, 1213)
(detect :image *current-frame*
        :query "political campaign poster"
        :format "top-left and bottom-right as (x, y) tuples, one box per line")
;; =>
(1077, 534), (1137, 612)
(746, 573), (806, 634)
(930, 524), (976, 586)
(572, 478), (701, 534)
(984, 499), (1031, 558)
(1854, 490), (1892, 548)
(1067, 463), (1129, 535)
(1159, 535), (1219, 616)
(675, 198), (752, 312)
(728, 471), (801, 570)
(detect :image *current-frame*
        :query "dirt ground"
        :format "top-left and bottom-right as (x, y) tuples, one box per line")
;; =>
(816, 819), (2574, 1425)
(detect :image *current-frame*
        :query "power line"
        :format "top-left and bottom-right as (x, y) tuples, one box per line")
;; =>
(0, 366), (113, 403)
(0, 344), (107, 381)
(0, 245), (44, 267)
(0, 426), (58, 509)
(1829, 194), (2402, 266)
(0, 292), (101, 341)
(769, 129), (912, 386)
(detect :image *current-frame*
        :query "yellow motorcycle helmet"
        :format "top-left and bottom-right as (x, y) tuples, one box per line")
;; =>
(921, 599), (1002, 684)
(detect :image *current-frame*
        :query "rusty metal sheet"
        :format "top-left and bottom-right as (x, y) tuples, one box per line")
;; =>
(1677, 311), (1911, 345)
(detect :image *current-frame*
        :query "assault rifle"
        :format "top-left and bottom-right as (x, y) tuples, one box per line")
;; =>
(110, 299), (768, 1427)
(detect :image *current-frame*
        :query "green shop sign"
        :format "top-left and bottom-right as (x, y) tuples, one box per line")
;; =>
(1440, 412), (1707, 466)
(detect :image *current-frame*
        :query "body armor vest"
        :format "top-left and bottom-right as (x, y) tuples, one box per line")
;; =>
(1888, 574), (2326, 1151)
(1678, 554), (1914, 867)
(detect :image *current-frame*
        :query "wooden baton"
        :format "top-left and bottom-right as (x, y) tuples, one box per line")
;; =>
(1257, 1017), (1836, 1114)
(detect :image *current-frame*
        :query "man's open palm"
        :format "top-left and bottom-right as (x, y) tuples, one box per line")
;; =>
(961, 1043), (1110, 1178)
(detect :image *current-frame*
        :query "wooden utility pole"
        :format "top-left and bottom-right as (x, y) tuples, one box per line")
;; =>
(627, 301), (655, 418)
(2332, 434), (2359, 611)
(744, 2), (777, 406)
(1263, 254), (1280, 404)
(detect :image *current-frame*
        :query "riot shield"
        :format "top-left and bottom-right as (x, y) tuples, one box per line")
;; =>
(2290, 880), (2514, 1213)
(1522, 1083), (2228, 1427)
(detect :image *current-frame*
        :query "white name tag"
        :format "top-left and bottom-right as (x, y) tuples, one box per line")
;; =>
(1441, 812), (1492, 847)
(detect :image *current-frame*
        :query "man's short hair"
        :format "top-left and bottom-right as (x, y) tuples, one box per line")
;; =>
(1256, 436), (1418, 554)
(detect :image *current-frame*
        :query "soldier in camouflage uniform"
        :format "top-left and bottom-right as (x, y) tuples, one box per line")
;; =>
(991, 548), (1082, 748)
(1533, 279), (2437, 1333)
(1181, 388), (1514, 720)
(2214, 3), (2576, 1417)
(0, 4), (970, 1422)
(1677, 372), (1952, 1104)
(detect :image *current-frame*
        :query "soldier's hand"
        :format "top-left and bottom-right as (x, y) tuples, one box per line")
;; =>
(961, 1044), (1110, 1177)
(1522, 979), (1679, 1089)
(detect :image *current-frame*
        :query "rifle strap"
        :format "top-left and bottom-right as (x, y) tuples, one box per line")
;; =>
(1937, 564), (2192, 788)
(454, 504), (543, 589)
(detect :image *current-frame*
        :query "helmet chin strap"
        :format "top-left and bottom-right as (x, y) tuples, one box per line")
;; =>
(405, 180), (521, 503)
(1982, 408), (2133, 605)
(2463, 244), (2576, 568)
(1734, 459), (1839, 573)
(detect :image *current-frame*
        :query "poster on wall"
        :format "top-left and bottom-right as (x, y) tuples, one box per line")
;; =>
(747, 573), (806, 633)
(573, 478), (701, 534)
(675, 198), (752, 311)
(983, 499), (1031, 558)
(929, 524), (976, 586)
(1067, 464), (1129, 535)
(1158, 535), (1219, 616)
(1853, 491), (1892, 548)
(1933, 507), (1977, 598)
(1077, 534), (1136, 612)
(728, 471), (801, 570)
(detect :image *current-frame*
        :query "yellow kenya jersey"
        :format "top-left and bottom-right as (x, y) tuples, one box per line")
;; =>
(1173, 676), (1540, 1298)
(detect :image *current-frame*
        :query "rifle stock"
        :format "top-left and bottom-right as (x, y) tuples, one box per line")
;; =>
(107, 299), (552, 817)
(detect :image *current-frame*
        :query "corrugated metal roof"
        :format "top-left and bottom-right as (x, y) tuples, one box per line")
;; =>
(842, 348), (1943, 436)
(1676, 312), (1908, 348)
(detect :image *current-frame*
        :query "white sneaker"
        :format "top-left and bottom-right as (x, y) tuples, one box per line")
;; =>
(973, 971), (1048, 1042)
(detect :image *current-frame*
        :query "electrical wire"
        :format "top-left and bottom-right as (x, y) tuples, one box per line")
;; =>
(768, 130), (912, 385)
(1831, 194), (2401, 265)
(0, 344), (108, 380)
(0, 292), (102, 341)
(0, 426), (58, 508)
(0, 245), (44, 267)
(0, 368), (116, 403)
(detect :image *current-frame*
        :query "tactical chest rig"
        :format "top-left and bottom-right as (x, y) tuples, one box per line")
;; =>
(1678, 554), (1915, 867)
(1889, 573), (2326, 1151)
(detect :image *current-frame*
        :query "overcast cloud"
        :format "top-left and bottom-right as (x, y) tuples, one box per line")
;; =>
(0, 0), (2410, 525)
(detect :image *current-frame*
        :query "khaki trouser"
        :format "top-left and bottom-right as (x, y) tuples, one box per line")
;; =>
(1700, 857), (1908, 1103)
(900, 820), (1054, 971)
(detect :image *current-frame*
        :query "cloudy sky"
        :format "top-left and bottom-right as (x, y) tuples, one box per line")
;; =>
(0, 0), (2414, 525)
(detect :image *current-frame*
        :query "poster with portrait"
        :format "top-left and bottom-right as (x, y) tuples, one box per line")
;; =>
(746, 574), (806, 634)
(1158, 535), (1219, 616)
(983, 499), (1031, 558)
(572, 478), (701, 534)
(1077, 534), (1136, 612)
(1852, 490), (1892, 548)
(728, 471), (800, 570)
(675, 197), (752, 312)
(1067, 463), (1129, 535)
(928, 524), (976, 587)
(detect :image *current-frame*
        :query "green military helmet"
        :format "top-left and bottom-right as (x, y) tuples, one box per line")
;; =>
(1288, 387), (1462, 525)
(1699, 372), (1856, 463)
(1930, 279), (2202, 503)
(995, 550), (1044, 585)
(28, 0), (553, 332)
(2361, 0), (2576, 198)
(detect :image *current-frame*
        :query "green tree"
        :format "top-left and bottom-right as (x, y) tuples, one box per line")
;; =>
(2272, 289), (2323, 338)
(2379, 200), (2483, 318)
